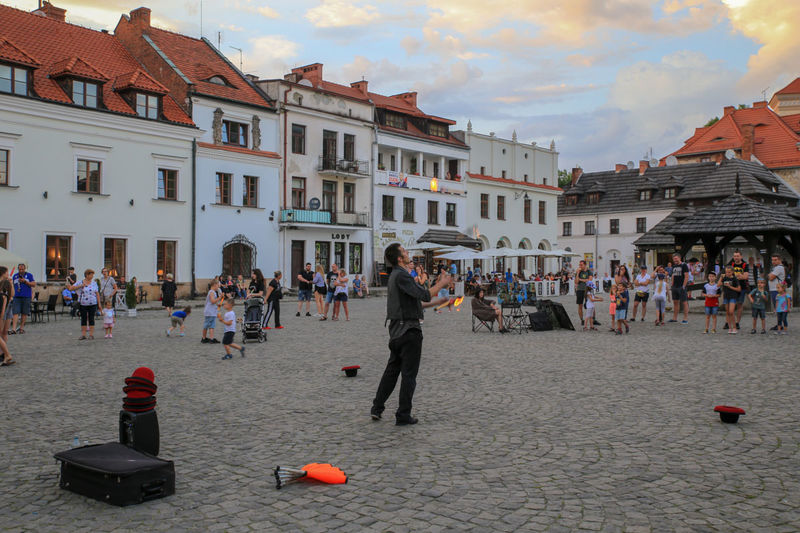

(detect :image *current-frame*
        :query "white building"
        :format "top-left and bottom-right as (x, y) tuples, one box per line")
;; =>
(0, 4), (197, 295)
(257, 64), (374, 285)
(371, 91), (472, 272)
(116, 8), (281, 289)
(456, 125), (561, 275)
(557, 162), (685, 275)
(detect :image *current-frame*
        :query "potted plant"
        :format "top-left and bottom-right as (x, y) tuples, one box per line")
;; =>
(378, 164), (386, 170)
(125, 280), (137, 317)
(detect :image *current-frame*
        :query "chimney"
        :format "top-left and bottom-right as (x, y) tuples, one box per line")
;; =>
(283, 72), (299, 83)
(639, 160), (649, 175)
(291, 63), (323, 85)
(615, 163), (627, 173)
(33, 1), (66, 21)
(723, 105), (736, 116)
(350, 80), (368, 96)
(741, 123), (755, 161)
(571, 167), (583, 185)
(129, 7), (151, 29)
(393, 92), (417, 108)
(753, 101), (767, 108)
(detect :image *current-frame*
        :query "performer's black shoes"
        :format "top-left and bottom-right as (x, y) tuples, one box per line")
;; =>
(395, 416), (418, 426)
(370, 408), (382, 421)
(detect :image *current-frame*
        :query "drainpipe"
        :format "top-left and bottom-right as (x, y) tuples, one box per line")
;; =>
(281, 85), (292, 279)
(371, 123), (378, 285)
(191, 138), (197, 298)
(594, 212), (599, 278)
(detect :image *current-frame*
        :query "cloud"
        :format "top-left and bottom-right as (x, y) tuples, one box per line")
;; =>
(246, 36), (300, 78)
(400, 36), (422, 56)
(305, 0), (380, 28)
(228, 1), (280, 19)
(493, 83), (600, 104)
(724, 0), (800, 95)
(220, 24), (245, 32)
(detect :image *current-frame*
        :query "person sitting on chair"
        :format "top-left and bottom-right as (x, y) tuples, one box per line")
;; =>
(62, 287), (77, 317)
(471, 288), (508, 333)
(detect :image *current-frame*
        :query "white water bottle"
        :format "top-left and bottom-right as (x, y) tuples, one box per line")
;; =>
(73, 435), (80, 448)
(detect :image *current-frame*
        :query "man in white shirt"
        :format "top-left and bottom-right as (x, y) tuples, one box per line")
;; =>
(767, 254), (785, 308)
(631, 264), (652, 321)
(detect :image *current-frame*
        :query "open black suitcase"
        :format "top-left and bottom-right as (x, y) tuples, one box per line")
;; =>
(54, 442), (175, 506)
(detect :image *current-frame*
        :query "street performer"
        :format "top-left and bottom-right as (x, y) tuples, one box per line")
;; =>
(371, 243), (450, 426)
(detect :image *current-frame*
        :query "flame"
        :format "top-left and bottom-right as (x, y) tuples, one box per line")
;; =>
(430, 177), (438, 192)
(453, 297), (464, 308)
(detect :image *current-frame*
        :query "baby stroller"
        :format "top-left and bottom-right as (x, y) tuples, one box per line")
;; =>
(241, 297), (266, 343)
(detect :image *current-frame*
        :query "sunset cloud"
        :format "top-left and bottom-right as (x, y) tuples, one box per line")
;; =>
(305, 0), (381, 28)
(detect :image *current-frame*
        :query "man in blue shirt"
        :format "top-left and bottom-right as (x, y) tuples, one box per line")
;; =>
(449, 262), (457, 276)
(466, 268), (474, 282)
(11, 263), (36, 334)
(505, 267), (513, 284)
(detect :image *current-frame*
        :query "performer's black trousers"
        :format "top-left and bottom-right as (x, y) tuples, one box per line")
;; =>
(372, 328), (423, 419)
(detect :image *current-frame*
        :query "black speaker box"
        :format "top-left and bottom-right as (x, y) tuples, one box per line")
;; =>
(120, 409), (160, 456)
(536, 300), (575, 330)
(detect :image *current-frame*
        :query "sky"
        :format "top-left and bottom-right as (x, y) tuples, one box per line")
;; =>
(9, 0), (800, 172)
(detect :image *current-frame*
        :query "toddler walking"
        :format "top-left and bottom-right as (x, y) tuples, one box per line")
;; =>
(748, 279), (769, 334)
(102, 300), (115, 339)
(167, 306), (192, 337)
(218, 298), (245, 359)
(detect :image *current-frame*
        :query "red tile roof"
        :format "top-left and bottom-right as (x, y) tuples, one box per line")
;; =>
(0, 37), (40, 67)
(197, 142), (280, 159)
(782, 113), (800, 133)
(775, 77), (800, 96)
(144, 27), (272, 109)
(667, 105), (800, 170)
(113, 69), (168, 94)
(0, 5), (192, 125)
(467, 173), (563, 192)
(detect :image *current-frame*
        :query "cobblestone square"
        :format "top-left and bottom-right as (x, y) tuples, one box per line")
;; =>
(1, 296), (798, 532)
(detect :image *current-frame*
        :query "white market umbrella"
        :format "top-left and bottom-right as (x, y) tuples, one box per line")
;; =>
(0, 247), (27, 271)
(408, 242), (446, 251)
(516, 248), (544, 257)
(437, 250), (479, 261)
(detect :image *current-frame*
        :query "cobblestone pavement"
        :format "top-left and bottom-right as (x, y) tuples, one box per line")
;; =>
(1, 296), (798, 532)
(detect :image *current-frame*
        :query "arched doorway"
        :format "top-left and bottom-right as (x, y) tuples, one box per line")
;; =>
(222, 234), (256, 278)
(496, 237), (511, 273)
(537, 239), (550, 276)
(476, 235), (490, 273)
(518, 238), (531, 276)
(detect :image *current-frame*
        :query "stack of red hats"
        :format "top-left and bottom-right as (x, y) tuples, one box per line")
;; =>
(123, 367), (157, 413)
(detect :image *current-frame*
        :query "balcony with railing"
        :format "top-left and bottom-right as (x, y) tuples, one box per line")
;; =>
(374, 169), (466, 194)
(318, 156), (370, 178)
(280, 209), (369, 226)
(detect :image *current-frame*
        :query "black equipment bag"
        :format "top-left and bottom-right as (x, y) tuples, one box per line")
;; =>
(119, 409), (160, 456)
(528, 311), (553, 331)
(536, 299), (575, 330)
(54, 442), (174, 506)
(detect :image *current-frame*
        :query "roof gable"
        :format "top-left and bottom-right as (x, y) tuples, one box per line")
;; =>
(50, 56), (109, 82)
(0, 37), (40, 67)
(775, 77), (800, 96)
(113, 69), (168, 94)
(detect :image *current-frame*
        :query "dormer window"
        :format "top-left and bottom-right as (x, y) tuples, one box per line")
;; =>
(429, 122), (448, 138)
(73, 80), (99, 108)
(565, 195), (578, 206)
(664, 187), (677, 199)
(136, 93), (159, 119)
(222, 120), (248, 146)
(771, 184), (779, 193)
(385, 112), (405, 129)
(587, 192), (600, 204)
(639, 190), (652, 201)
(0, 64), (28, 95)
(207, 75), (230, 86)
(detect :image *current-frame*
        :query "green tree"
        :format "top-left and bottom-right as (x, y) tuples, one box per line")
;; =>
(558, 169), (572, 187)
(704, 116), (719, 127)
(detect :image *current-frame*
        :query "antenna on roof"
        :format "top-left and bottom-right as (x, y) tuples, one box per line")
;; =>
(200, 0), (203, 39)
(217, 31), (222, 50)
(761, 86), (769, 102)
(229, 46), (243, 72)
(626, 161), (635, 170)
(649, 158), (658, 167)
(724, 149), (736, 160)
(665, 155), (678, 166)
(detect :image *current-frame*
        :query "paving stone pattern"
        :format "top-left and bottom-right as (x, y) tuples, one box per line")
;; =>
(0, 297), (798, 532)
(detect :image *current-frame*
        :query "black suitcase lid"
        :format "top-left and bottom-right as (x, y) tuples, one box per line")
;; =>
(54, 442), (173, 475)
